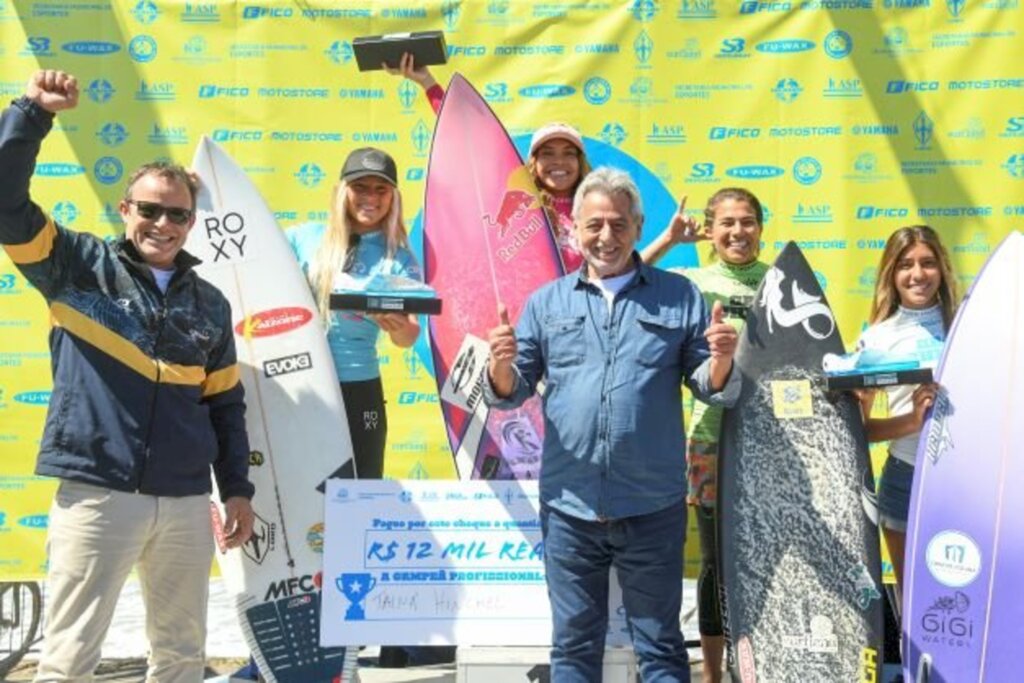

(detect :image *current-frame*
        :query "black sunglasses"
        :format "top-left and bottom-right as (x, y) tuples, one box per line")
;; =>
(126, 199), (193, 225)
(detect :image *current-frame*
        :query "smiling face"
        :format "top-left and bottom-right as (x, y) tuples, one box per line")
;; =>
(893, 241), (942, 309)
(575, 190), (641, 279)
(119, 172), (195, 270)
(343, 177), (395, 232)
(705, 198), (762, 265)
(532, 138), (582, 197)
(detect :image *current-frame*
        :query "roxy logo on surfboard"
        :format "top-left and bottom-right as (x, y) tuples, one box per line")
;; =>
(202, 211), (251, 263)
(234, 307), (314, 339)
(759, 266), (835, 340)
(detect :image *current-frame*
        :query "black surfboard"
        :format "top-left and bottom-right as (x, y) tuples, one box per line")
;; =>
(718, 242), (884, 682)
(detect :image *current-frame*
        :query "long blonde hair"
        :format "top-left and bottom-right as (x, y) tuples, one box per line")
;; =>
(309, 179), (410, 320)
(869, 224), (958, 330)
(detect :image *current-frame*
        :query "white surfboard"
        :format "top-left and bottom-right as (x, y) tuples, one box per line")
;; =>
(189, 137), (356, 682)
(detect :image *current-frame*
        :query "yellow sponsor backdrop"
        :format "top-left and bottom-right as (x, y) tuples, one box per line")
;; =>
(1, 0), (1021, 580)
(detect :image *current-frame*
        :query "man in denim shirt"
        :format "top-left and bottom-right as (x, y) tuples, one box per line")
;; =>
(486, 167), (740, 682)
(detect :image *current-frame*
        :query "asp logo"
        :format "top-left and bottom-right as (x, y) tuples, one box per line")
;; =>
(15, 390), (51, 405)
(263, 352), (313, 378)
(236, 307), (314, 339)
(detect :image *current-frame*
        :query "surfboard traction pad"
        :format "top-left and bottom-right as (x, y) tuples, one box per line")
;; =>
(242, 592), (347, 679)
(721, 365), (884, 682)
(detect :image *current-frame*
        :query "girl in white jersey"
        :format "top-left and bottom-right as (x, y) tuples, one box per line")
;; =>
(857, 225), (958, 607)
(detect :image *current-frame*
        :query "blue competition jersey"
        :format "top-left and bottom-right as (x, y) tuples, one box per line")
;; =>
(287, 222), (422, 382)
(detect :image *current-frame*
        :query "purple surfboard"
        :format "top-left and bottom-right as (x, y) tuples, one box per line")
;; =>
(423, 74), (563, 480)
(904, 231), (1024, 682)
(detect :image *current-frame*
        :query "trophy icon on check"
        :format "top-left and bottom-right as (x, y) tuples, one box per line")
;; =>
(336, 573), (378, 621)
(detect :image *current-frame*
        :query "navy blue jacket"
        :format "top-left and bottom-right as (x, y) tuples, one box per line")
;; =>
(0, 96), (253, 500)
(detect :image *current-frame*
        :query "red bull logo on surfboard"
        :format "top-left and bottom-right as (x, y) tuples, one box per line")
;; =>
(482, 167), (547, 263)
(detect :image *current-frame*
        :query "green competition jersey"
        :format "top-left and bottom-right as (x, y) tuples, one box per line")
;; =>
(672, 258), (769, 507)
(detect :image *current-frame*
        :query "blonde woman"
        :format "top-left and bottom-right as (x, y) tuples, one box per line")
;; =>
(288, 147), (420, 479)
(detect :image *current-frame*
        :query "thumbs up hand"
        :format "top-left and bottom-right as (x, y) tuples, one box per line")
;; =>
(487, 303), (518, 398)
(704, 300), (737, 359)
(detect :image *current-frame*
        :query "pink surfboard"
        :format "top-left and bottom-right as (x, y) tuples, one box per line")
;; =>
(904, 231), (1024, 682)
(424, 74), (563, 480)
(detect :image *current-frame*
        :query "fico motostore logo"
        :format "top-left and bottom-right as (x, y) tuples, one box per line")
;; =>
(263, 352), (312, 378)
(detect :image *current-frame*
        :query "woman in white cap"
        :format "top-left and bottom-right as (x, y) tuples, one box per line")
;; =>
(287, 146), (421, 480)
(388, 54), (700, 271)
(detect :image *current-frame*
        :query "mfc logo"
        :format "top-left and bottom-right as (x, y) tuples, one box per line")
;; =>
(263, 352), (312, 378)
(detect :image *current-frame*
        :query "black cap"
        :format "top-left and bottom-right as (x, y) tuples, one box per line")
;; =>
(340, 147), (398, 186)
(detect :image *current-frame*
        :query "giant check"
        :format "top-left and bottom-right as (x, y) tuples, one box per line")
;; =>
(319, 480), (630, 646)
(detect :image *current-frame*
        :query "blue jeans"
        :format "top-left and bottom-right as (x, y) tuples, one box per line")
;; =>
(540, 500), (690, 682)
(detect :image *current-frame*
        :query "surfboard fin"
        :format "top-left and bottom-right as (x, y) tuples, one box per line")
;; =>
(916, 653), (933, 683)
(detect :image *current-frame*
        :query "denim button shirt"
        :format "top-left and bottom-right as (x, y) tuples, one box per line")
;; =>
(484, 259), (741, 521)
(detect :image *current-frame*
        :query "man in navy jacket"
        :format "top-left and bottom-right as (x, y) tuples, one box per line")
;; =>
(1, 69), (255, 682)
